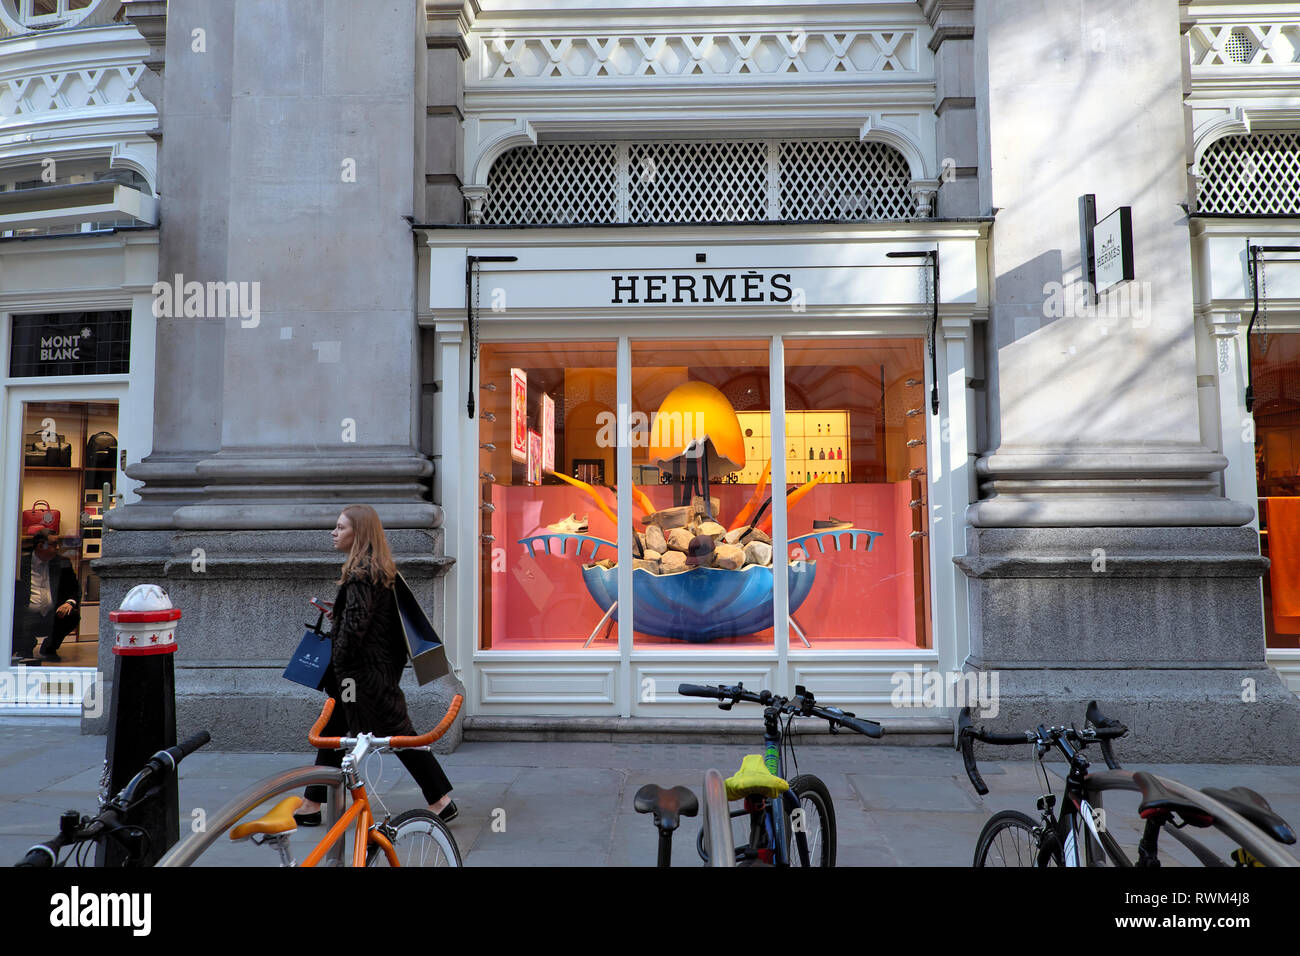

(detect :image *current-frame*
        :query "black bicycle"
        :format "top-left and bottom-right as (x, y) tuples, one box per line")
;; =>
(958, 704), (1298, 867)
(676, 682), (882, 866)
(16, 732), (211, 867)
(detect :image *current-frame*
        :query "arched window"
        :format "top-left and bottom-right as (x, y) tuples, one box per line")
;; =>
(1, 0), (119, 34)
(482, 139), (919, 225)
(1197, 130), (1300, 215)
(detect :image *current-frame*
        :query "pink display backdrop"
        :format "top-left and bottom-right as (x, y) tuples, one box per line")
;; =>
(485, 482), (922, 649)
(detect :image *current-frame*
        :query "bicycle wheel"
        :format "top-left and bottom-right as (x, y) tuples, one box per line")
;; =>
(367, 809), (462, 867)
(974, 809), (1061, 866)
(785, 774), (836, 867)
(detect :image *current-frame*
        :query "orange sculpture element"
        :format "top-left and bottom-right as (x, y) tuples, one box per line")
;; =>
(648, 382), (745, 474)
(729, 460), (771, 530)
(547, 470), (619, 527)
(758, 474), (825, 535)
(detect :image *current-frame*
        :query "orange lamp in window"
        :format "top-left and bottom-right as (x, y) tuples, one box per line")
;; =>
(648, 382), (746, 474)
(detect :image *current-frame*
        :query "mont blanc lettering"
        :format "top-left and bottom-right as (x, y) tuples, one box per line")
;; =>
(611, 271), (794, 304)
(49, 886), (151, 936)
(40, 335), (82, 361)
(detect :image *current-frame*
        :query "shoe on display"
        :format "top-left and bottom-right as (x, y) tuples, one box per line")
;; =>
(812, 517), (852, 532)
(546, 513), (589, 534)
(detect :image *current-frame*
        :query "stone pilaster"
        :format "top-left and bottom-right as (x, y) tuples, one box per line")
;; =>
(958, 0), (1299, 757)
(921, 0), (979, 216)
(95, 0), (461, 746)
(424, 0), (476, 222)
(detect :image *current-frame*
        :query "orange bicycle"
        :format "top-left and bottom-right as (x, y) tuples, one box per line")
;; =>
(158, 695), (463, 867)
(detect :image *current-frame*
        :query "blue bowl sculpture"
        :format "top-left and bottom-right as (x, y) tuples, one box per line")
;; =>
(580, 562), (817, 642)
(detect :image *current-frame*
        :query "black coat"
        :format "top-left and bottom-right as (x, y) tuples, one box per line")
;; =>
(324, 572), (414, 737)
(15, 552), (80, 627)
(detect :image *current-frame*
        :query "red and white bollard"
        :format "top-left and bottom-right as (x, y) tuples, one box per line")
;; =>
(98, 584), (182, 866)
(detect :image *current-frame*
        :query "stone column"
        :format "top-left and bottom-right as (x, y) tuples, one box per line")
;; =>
(95, 0), (461, 748)
(959, 0), (1299, 759)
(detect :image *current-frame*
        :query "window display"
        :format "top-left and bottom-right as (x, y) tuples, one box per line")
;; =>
(477, 338), (932, 653)
(479, 342), (621, 650)
(11, 400), (118, 666)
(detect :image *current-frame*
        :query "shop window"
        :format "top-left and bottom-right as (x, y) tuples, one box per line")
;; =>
(12, 400), (118, 666)
(1252, 332), (1300, 650)
(630, 339), (773, 648)
(478, 342), (620, 650)
(784, 338), (930, 649)
(8, 311), (130, 378)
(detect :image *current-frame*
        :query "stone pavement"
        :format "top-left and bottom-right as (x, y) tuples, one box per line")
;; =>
(2, 718), (1298, 866)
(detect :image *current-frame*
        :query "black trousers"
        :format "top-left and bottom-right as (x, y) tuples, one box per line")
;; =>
(12, 607), (78, 659)
(304, 696), (453, 805)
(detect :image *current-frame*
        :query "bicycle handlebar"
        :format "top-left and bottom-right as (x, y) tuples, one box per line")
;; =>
(676, 683), (883, 738)
(17, 731), (212, 867)
(955, 704), (1129, 795)
(308, 694), (465, 750)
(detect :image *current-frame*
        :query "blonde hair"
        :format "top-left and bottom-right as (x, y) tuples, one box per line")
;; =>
(337, 504), (398, 588)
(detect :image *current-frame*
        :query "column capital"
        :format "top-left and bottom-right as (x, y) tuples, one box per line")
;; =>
(910, 179), (940, 218)
(1207, 311), (1244, 336)
(462, 184), (488, 223)
(425, 0), (479, 59)
(919, 0), (975, 50)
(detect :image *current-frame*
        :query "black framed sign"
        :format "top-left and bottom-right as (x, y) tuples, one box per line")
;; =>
(8, 311), (131, 377)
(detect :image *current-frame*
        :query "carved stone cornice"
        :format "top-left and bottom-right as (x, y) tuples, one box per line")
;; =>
(426, 0), (479, 59)
(122, 0), (166, 76)
(919, 0), (974, 51)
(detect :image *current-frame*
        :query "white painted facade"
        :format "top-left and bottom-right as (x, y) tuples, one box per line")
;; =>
(0, 4), (158, 711)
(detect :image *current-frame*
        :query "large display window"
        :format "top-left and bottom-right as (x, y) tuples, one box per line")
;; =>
(479, 342), (621, 650)
(477, 336), (934, 653)
(784, 337), (930, 649)
(630, 339), (773, 648)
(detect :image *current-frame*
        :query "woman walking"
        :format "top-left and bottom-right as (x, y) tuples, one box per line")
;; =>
(296, 504), (456, 825)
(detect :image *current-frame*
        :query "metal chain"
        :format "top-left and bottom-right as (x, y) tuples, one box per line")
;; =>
(472, 264), (481, 366)
(97, 758), (111, 809)
(1259, 256), (1268, 352)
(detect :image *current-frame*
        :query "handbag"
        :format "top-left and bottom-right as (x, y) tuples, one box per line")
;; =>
(25, 432), (72, 467)
(22, 500), (61, 537)
(282, 610), (332, 691)
(85, 431), (118, 470)
(394, 573), (449, 686)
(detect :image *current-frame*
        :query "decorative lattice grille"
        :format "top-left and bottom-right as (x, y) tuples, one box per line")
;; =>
(1197, 131), (1300, 215)
(481, 138), (919, 224)
(779, 140), (914, 220)
(481, 142), (618, 224)
(627, 141), (768, 223)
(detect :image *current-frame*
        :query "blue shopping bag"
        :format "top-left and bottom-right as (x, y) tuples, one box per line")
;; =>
(283, 611), (331, 690)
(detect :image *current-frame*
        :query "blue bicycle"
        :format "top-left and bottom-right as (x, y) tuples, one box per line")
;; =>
(676, 682), (882, 866)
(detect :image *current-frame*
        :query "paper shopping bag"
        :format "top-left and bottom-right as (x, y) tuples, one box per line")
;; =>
(394, 573), (448, 686)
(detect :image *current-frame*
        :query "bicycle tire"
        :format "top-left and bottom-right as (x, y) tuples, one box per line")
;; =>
(786, 774), (836, 867)
(367, 809), (462, 867)
(974, 810), (1061, 867)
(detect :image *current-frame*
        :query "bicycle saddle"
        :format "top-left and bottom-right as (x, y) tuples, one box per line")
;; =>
(230, 796), (304, 841)
(724, 754), (789, 801)
(1202, 786), (1297, 845)
(1134, 772), (1213, 828)
(634, 785), (698, 833)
